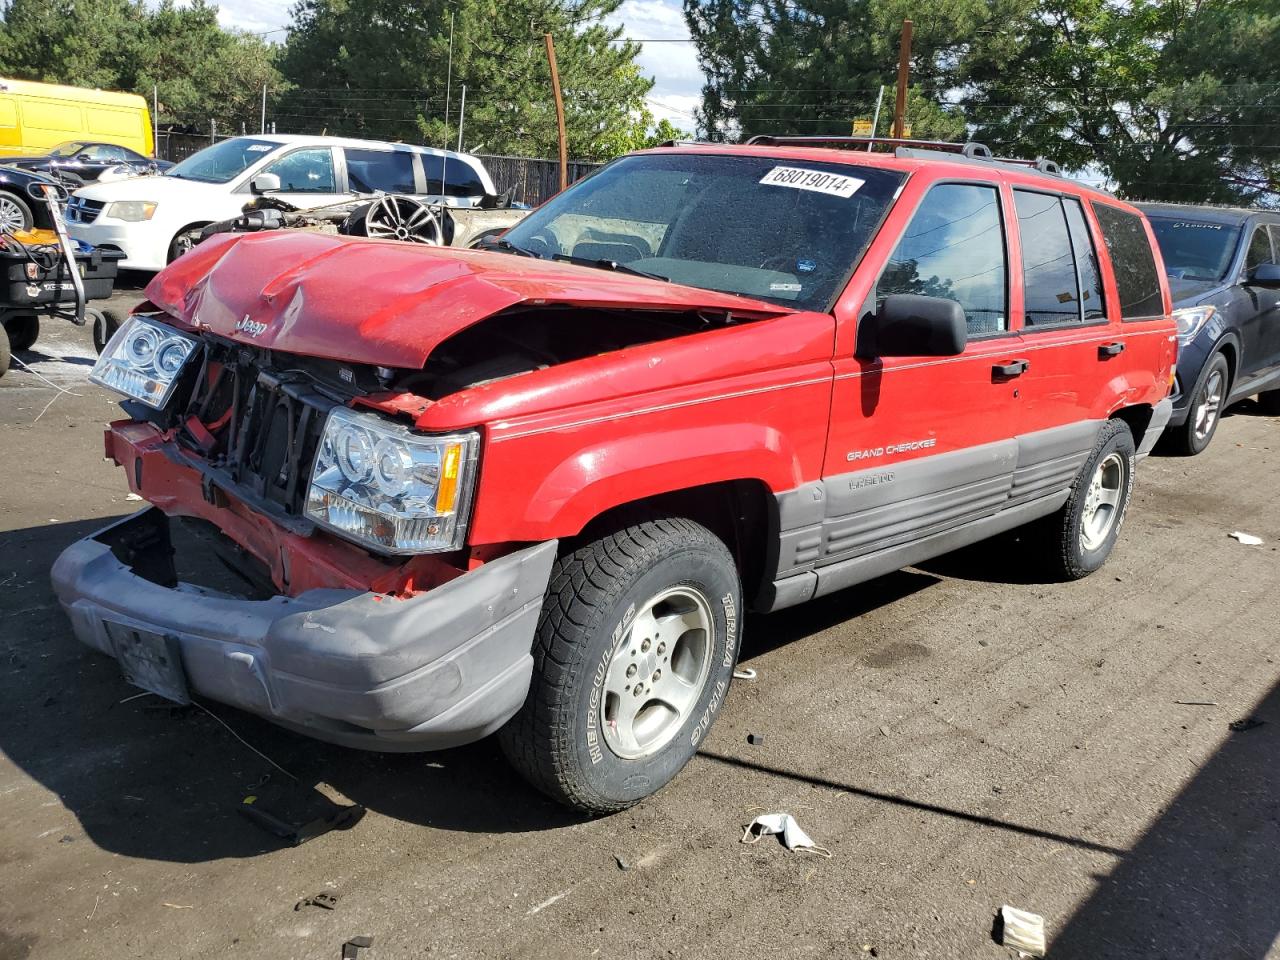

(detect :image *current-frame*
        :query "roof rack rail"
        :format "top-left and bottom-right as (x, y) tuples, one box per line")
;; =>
(743, 135), (1063, 178)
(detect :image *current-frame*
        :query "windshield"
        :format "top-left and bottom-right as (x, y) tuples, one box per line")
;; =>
(166, 138), (281, 184)
(500, 153), (905, 310)
(1148, 216), (1242, 282)
(49, 142), (87, 158)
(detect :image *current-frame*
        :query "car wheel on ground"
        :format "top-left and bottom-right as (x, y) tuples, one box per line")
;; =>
(2, 313), (39, 352)
(1044, 418), (1136, 580)
(1257, 389), (1280, 417)
(1171, 352), (1230, 455)
(500, 517), (741, 814)
(167, 225), (206, 263)
(0, 191), (34, 233)
(0, 324), (10, 378)
(91, 308), (123, 355)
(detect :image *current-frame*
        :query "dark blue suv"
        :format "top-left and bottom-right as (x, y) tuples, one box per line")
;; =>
(1139, 203), (1280, 454)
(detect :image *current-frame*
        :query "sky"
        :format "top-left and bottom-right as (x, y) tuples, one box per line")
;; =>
(209, 0), (704, 133)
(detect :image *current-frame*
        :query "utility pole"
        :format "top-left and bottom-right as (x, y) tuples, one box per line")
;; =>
(867, 85), (884, 151)
(152, 85), (159, 159)
(892, 19), (912, 139)
(545, 33), (568, 192)
(441, 10), (455, 195)
(261, 84), (267, 134)
(456, 84), (466, 153)
(210, 118), (216, 144)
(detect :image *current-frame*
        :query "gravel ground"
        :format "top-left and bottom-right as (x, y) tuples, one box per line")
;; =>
(2, 292), (1278, 960)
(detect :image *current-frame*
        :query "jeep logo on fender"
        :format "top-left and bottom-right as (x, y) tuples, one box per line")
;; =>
(234, 315), (268, 338)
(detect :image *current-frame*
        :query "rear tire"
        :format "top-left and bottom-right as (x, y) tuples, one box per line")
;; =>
(1044, 418), (1136, 580)
(499, 517), (742, 814)
(0, 324), (10, 378)
(1257, 390), (1280, 416)
(3, 313), (38, 352)
(1169, 352), (1230, 455)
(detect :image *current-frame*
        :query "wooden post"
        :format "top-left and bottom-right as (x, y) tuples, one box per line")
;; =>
(545, 33), (568, 192)
(892, 19), (912, 139)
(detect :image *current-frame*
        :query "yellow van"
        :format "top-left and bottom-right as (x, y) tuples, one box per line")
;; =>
(0, 78), (153, 157)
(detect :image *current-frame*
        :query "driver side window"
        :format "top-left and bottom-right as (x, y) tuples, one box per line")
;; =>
(878, 183), (1008, 335)
(260, 148), (336, 194)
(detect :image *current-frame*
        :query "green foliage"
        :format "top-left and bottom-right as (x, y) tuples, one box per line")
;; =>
(960, 0), (1280, 203)
(0, 0), (285, 131)
(281, 0), (657, 161)
(682, 0), (1015, 142)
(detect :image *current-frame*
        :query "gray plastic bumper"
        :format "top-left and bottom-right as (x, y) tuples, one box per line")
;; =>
(51, 510), (557, 751)
(1137, 397), (1175, 459)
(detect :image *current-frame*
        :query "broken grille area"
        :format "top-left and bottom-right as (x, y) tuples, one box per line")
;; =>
(179, 340), (345, 522)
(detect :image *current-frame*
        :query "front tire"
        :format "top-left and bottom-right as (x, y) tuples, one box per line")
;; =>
(167, 225), (206, 263)
(1045, 418), (1136, 580)
(0, 190), (33, 233)
(1170, 352), (1230, 455)
(3, 313), (38, 352)
(500, 517), (742, 814)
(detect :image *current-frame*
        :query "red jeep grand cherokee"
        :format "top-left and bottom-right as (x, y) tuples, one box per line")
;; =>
(54, 138), (1176, 813)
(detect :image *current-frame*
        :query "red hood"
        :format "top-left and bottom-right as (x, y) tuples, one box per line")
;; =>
(146, 232), (789, 367)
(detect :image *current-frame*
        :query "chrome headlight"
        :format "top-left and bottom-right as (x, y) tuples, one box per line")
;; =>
(305, 406), (479, 554)
(90, 315), (197, 409)
(105, 200), (157, 221)
(1173, 305), (1216, 342)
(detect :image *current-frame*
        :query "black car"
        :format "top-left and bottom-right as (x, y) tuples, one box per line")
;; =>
(0, 141), (172, 187)
(0, 165), (64, 234)
(1139, 203), (1280, 454)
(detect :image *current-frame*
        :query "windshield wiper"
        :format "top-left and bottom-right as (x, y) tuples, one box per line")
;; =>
(552, 254), (669, 282)
(481, 237), (539, 258)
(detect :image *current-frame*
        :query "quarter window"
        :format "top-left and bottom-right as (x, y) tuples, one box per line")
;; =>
(878, 183), (1007, 335)
(261, 148), (336, 194)
(1245, 226), (1274, 273)
(1093, 204), (1164, 320)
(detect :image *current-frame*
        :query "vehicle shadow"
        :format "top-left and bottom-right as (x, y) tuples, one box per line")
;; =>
(913, 528), (1060, 585)
(1049, 677), (1280, 958)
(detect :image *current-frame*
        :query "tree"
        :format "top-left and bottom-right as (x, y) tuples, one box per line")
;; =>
(0, 0), (285, 132)
(960, 0), (1280, 203)
(682, 0), (1017, 142)
(280, 0), (658, 161)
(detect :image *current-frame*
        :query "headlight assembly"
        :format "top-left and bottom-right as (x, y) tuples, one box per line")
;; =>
(105, 200), (157, 221)
(1173, 305), (1216, 342)
(306, 406), (479, 554)
(90, 315), (197, 409)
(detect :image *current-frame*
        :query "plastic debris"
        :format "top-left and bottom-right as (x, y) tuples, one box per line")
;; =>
(1229, 717), (1266, 732)
(125, 492), (144, 502)
(747, 733), (765, 745)
(741, 813), (832, 857)
(1229, 531), (1264, 545)
(295, 892), (339, 911)
(732, 668), (757, 681)
(614, 854), (630, 871)
(342, 935), (374, 959)
(996, 905), (1046, 958)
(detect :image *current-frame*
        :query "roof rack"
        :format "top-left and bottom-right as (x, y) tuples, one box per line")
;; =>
(742, 135), (1062, 178)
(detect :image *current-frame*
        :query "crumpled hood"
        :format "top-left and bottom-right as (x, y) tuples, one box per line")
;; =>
(145, 231), (790, 368)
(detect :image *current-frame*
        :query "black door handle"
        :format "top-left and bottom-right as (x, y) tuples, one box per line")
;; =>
(1099, 341), (1125, 358)
(993, 359), (1030, 378)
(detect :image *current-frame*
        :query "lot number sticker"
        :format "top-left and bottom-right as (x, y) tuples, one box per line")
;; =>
(759, 166), (864, 198)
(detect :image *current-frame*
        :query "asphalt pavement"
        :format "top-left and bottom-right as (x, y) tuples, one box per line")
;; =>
(1, 291), (1278, 959)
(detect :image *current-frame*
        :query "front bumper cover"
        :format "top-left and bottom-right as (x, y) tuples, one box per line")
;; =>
(52, 509), (557, 751)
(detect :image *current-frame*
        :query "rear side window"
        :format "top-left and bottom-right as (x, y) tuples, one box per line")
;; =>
(878, 183), (1007, 335)
(345, 148), (416, 194)
(1245, 225), (1274, 273)
(1093, 204), (1164, 319)
(1014, 191), (1080, 326)
(421, 155), (487, 198)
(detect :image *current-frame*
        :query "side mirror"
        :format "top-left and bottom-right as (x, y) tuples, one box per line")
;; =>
(26, 180), (68, 202)
(857, 294), (968, 358)
(250, 172), (281, 195)
(1249, 262), (1280, 288)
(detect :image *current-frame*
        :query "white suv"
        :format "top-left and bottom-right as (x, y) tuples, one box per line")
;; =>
(65, 134), (497, 271)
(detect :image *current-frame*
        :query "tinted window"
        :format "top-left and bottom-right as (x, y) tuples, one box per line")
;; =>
(1147, 217), (1241, 282)
(878, 183), (1007, 334)
(421, 156), (487, 197)
(345, 148), (416, 194)
(1015, 191), (1080, 326)
(1094, 204), (1164, 319)
(1064, 199), (1105, 322)
(262, 148), (336, 193)
(503, 153), (905, 310)
(1245, 226), (1274, 273)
